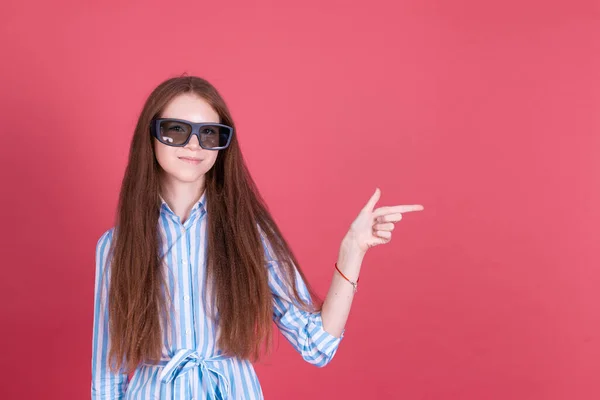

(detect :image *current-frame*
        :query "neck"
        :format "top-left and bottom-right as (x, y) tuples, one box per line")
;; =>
(160, 174), (206, 224)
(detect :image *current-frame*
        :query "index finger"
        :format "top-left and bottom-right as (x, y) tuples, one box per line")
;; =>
(373, 205), (424, 217)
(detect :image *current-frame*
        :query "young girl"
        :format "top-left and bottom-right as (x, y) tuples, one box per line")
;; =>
(91, 76), (423, 399)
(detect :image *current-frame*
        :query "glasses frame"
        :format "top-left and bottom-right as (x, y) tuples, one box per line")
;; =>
(150, 118), (234, 150)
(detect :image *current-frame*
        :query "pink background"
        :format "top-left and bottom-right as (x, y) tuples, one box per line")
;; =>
(1, 0), (598, 399)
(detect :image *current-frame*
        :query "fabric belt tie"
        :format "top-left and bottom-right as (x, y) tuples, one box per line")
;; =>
(147, 349), (230, 400)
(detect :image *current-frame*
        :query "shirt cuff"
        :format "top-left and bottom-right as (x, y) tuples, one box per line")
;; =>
(307, 311), (344, 357)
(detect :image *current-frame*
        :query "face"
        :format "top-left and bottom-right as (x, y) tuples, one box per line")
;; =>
(154, 93), (221, 184)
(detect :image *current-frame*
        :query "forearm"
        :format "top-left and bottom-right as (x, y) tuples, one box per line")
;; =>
(321, 236), (366, 337)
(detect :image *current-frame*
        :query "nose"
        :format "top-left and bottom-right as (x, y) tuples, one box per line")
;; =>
(185, 133), (201, 149)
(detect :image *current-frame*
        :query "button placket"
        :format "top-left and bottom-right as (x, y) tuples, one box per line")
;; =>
(181, 225), (188, 265)
(180, 222), (195, 343)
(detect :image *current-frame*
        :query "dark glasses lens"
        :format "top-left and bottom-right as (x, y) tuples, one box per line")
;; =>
(197, 125), (231, 148)
(159, 120), (192, 145)
(157, 120), (232, 149)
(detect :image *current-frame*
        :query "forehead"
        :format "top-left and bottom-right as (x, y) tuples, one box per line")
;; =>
(161, 93), (220, 123)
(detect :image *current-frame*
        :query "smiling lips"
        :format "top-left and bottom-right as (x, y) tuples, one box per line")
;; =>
(178, 156), (202, 165)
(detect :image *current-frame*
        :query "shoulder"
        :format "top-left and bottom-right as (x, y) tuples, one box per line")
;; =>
(256, 223), (275, 259)
(95, 227), (115, 259)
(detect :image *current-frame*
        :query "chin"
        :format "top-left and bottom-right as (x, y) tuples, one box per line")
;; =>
(159, 167), (205, 183)
(174, 173), (206, 183)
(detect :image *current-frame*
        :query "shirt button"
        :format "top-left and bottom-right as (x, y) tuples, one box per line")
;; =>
(185, 329), (191, 335)
(182, 258), (187, 264)
(183, 295), (190, 302)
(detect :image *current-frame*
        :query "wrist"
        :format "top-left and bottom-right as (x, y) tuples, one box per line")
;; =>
(337, 236), (366, 281)
(340, 235), (367, 259)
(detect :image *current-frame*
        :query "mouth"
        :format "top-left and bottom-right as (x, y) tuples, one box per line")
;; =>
(178, 156), (202, 165)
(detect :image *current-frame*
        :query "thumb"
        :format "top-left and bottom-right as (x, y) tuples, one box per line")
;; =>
(362, 188), (381, 212)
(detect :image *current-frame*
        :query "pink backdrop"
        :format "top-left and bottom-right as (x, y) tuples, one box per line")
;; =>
(1, 1), (598, 399)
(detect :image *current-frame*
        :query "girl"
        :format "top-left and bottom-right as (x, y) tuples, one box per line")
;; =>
(91, 76), (423, 399)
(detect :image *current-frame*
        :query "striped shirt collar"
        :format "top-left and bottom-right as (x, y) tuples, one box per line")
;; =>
(159, 189), (207, 219)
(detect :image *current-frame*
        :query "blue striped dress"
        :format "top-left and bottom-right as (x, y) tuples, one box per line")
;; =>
(91, 192), (343, 399)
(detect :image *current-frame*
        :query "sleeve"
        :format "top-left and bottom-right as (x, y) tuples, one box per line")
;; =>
(91, 229), (129, 399)
(260, 231), (343, 367)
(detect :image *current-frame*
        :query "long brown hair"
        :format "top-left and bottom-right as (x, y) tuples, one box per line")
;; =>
(107, 76), (320, 373)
